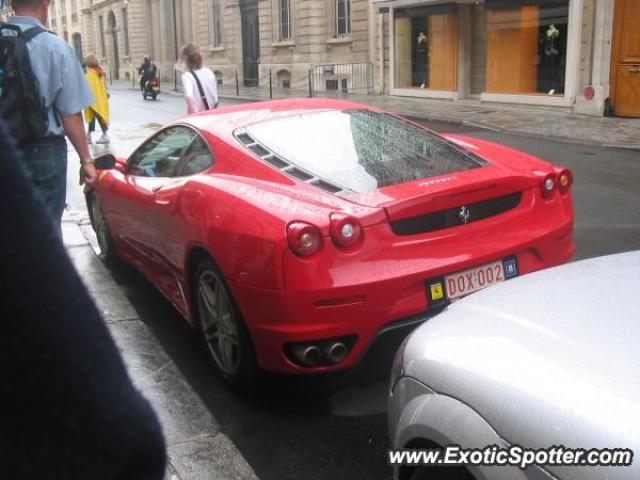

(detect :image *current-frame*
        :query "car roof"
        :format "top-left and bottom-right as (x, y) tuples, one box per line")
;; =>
(179, 98), (381, 137)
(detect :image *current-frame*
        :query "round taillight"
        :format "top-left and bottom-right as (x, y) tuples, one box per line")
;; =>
(540, 173), (558, 199)
(558, 169), (573, 194)
(330, 213), (362, 248)
(287, 222), (322, 257)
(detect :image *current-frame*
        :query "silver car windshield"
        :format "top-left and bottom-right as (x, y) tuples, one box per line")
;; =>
(243, 110), (487, 193)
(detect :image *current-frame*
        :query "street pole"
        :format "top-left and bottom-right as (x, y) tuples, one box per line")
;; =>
(172, 0), (178, 91)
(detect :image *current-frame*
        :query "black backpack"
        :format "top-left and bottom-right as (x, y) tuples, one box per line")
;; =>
(0, 23), (49, 145)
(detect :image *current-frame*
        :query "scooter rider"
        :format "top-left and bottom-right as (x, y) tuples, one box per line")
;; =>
(137, 55), (157, 92)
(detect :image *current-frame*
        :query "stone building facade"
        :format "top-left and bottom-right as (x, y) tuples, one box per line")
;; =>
(1, 0), (637, 117)
(372, 0), (639, 117)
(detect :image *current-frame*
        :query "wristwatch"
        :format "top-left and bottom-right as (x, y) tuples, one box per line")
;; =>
(81, 158), (95, 166)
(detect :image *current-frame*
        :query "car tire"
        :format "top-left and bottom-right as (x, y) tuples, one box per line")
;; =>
(143, 93), (147, 100)
(151, 93), (158, 100)
(194, 257), (259, 389)
(88, 191), (118, 265)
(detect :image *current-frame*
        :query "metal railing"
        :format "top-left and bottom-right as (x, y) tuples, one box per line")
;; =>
(309, 62), (373, 96)
(169, 61), (375, 101)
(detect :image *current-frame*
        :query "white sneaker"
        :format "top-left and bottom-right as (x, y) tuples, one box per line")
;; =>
(96, 133), (110, 144)
(87, 132), (93, 144)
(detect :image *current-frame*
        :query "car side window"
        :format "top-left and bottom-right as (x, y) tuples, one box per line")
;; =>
(128, 127), (197, 177)
(175, 136), (214, 177)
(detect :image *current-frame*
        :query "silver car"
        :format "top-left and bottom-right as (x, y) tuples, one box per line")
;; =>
(388, 251), (640, 480)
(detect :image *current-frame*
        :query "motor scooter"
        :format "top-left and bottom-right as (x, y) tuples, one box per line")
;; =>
(142, 76), (160, 100)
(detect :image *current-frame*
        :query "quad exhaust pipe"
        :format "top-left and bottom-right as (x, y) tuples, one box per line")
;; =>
(292, 345), (322, 367)
(289, 340), (351, 367)
(324, 342), (348, 364)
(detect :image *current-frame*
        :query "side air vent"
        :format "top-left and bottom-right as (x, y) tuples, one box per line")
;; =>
(263, 155), (289, 169)
(234, 129), (346, 195)
(248, 144), (270, 157)
(310, 179), (343, 194)
(237, 133), (253, 145)
(286, 167), (314, 181)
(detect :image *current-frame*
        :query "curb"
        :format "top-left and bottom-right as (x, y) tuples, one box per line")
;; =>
(62, 213), (258, 480)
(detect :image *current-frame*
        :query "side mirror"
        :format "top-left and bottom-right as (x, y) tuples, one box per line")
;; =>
(94, 153), (116, 170)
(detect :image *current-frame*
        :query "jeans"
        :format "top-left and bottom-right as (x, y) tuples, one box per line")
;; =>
(20, 137), (68, 227)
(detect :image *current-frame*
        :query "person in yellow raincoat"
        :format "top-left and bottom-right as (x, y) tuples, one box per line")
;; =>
(84, 54), (110, 144)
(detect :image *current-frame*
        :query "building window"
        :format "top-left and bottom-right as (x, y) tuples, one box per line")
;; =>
(122, 8), (130, 55)
(214, 70), (223, 85)
(277, 69), (291, 89)
(279, 0), (290, 40)
(211, 0), (222, 47)
(394, 5), (458, 91)
(98, 15), (106, 57)
(336, 0), (350, 37)
(485, 0), (569, 96)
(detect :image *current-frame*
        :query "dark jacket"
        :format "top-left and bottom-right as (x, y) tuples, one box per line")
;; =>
(0, 120), (166, 479)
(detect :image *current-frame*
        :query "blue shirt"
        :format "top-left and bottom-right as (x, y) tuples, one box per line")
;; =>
(4, 16), (94, 137)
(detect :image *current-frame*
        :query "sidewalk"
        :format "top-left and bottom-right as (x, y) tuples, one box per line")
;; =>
(61, 211), (258, 480)
(341, 93), (640, 150)
(118, 80), (640, 149)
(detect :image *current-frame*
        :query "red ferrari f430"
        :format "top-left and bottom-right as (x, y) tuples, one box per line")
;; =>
(88, 99), (574, 386)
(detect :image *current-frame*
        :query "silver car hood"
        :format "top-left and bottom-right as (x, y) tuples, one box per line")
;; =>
(404, 251), (640, 474)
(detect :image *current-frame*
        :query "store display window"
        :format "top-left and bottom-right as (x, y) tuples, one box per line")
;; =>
(394, 4), (458, 91)
(485, 0), (569, 95)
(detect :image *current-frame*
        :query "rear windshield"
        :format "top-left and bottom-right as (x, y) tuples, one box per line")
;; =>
(243, 110), (487, 193)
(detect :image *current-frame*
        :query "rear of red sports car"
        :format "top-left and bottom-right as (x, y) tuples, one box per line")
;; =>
(214, 105), (574, 375)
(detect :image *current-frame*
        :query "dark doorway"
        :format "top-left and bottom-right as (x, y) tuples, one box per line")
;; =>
(72, 33), (83, 64)
(109, 11), (120, 80)
(240, 0), (259, 87)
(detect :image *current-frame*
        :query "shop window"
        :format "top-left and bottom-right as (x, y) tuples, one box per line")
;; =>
(394, 5), (457, 91)
(485, 0), (569, 95)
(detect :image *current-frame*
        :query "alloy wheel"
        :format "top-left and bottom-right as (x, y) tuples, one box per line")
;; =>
(91, 193), (112, 257)
(197, 270), (240, 376)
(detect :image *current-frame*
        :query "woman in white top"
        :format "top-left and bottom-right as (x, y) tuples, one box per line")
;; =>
(180, 43), (219, 114)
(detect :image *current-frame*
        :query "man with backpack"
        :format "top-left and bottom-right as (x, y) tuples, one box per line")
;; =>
(0, 0), (96, 227)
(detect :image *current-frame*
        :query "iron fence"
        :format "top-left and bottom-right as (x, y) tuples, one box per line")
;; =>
(309, 62), (373, 96)
(169, 61), (374, 101)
